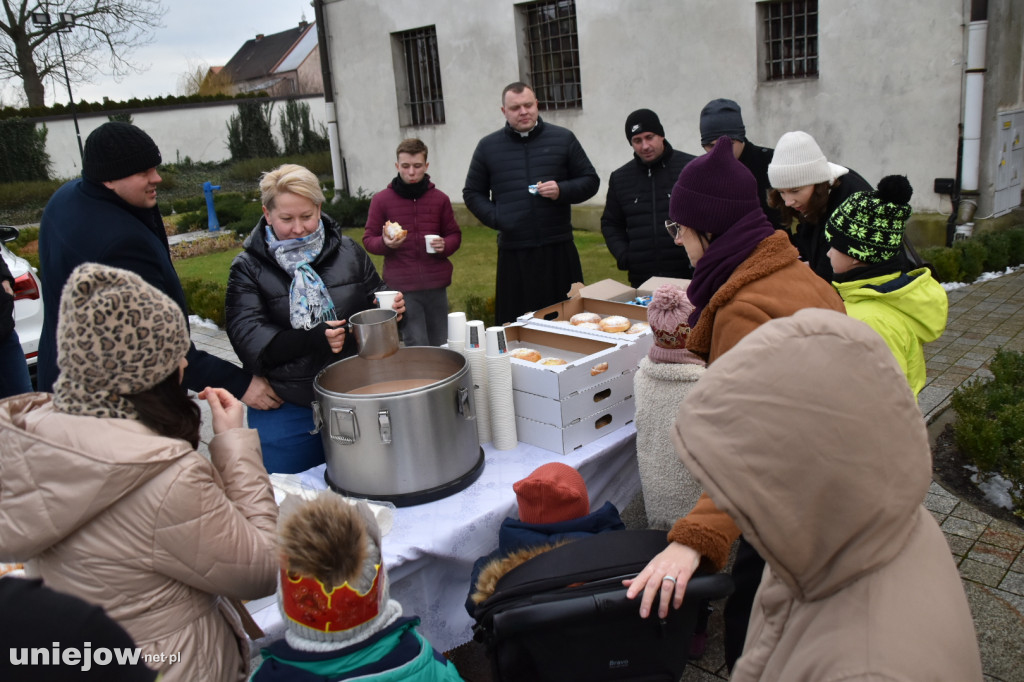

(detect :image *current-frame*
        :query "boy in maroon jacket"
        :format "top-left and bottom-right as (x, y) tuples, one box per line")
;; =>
(363, 139), (461, 346)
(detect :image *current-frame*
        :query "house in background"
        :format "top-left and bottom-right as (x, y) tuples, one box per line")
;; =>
(316, 0), (1023, 235)
(220, 20), (324, 97)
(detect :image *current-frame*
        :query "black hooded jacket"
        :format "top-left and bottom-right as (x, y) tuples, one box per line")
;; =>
(601, 142), (696, 287)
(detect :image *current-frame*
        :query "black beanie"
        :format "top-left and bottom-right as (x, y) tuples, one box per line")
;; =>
(82, 122), (162, 182)
(624, 109), (665, 141)
(699, 99), (746, 146)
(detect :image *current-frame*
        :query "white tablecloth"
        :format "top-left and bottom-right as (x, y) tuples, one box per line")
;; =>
(247, 424), (640, 652)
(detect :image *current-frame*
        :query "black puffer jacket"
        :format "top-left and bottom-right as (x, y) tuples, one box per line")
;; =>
(600, 142), (695, 287)
(463, 118), (599, 250)
(738, 141), (783, 231)
(226, 215), (384, 406)
(0, 256), (14, 341)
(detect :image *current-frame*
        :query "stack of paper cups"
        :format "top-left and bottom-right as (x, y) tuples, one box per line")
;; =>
(447, 312), (466, 354)
(485, 326), (517, 450)
(464, 320), (491, 445)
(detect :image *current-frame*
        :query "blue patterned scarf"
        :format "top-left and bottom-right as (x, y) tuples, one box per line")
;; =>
(266, 220), (337, 329)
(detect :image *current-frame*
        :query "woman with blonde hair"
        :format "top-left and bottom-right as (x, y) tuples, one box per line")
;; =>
(0, 263), (279, 681)
(227, 164), (404, 473)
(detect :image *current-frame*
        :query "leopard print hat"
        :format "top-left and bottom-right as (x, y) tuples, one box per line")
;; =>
(53, 263), (189, 420)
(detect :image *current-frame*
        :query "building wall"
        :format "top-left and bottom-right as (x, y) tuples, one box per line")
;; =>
(38, 95), (326, 179)
(296, 46), (324, 95)
(321, 0), (980, 216)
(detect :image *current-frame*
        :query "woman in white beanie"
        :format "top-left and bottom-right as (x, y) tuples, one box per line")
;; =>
(766, 130), (871, 281)
(0, 263), (279, 681)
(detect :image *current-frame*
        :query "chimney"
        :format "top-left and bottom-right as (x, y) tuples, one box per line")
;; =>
(255, 33), (264, 41)
(299, 20), (308, 30)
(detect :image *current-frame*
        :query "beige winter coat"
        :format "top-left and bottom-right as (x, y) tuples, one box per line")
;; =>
(0, 394), (279, 681)
(672, 309), (982, 681)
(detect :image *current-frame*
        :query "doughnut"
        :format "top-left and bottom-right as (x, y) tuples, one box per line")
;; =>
(599, 315), (631, 333)
(570, 312), (602, 326)
(510, 348), (541, 362)
(383, 220), (407, 240)
(590, 361), (609, 376)
(575, 322), (600, 331)
(539, 357), (567, 366)
(626, 322), (650, 334)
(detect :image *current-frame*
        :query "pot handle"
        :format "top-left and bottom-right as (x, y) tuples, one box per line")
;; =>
(329, 407), (359, 444)
(457, 386), (474, 419)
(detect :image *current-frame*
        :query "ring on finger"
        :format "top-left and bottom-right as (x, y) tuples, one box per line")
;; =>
(662, 575), (677, 584)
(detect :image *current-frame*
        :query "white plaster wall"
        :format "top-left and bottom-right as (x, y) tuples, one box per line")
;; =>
(323, 0), (969, 214)
(39, 95), (327, 179)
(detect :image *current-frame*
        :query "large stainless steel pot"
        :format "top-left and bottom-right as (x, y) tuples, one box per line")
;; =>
(312, 347), (484, 506)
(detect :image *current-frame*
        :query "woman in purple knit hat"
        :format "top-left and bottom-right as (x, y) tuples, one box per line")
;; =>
(625, 137), (845, 671)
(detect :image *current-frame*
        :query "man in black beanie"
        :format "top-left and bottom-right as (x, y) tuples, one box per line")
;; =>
(698, 98), (782, 230)
(601, 109), (696, 287)
(37, 122), (282, 410)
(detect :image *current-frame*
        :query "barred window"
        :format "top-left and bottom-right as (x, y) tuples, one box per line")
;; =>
(518, 0), (582, 110)
(393, 26), (445, 126)
(761, 0), (818, 81)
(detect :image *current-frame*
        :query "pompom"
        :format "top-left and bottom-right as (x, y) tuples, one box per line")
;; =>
(647, 284), (688, 314)
(876, 175), (913, 206)
(280, 495), (368, 590)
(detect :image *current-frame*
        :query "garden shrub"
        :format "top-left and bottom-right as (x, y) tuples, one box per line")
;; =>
(0, 179), (64, 209)
(951, 348), (1024, 511)
(180, 277), (227, 327)
(920, 246), (959, 283)
(953, 238), (987, 282)
(280, 100), (330, 156)
(1008, 229), (1024, 265)
(225, 151), (332, 182)
(0, 119), (51, 182)
(321, 188), (373, 228)
(227, 101), (280, 161)
(978, 230), (1012, 272)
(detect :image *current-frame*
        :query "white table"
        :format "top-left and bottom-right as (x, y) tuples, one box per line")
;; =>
(248, 423), (640, 652)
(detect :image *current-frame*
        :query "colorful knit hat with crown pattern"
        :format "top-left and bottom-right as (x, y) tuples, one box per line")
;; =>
(825, 175), (913, 264)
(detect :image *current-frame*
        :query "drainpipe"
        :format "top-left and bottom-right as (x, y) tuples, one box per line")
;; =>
(313, 0), (350, 201)
(956, 0), (988, 234)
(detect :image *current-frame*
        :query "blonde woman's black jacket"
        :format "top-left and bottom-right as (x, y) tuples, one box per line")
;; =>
(226, 215), (384, 406)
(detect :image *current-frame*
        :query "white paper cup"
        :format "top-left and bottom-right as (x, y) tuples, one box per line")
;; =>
(376, 290), (398, 309)
(485, 326), (508, 357)
(425, 234), (440, 253)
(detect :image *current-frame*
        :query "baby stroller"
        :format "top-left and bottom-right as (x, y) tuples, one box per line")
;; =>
(472, 529), (734, 681)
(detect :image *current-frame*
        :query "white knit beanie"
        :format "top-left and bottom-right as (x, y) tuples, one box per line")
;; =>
(767, 131), (849, 189)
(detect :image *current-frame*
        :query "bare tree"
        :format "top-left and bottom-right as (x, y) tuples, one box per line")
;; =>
(177, 58), (233, 96)
(0, 0), (166, 107)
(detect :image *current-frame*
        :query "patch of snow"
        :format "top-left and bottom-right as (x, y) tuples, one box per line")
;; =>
(942, 265), (1023, 293)
(966, 465), (1016, 510)
(189, 314), (221, 330)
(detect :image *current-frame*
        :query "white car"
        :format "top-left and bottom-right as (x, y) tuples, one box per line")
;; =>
(1, 226), (43, 375)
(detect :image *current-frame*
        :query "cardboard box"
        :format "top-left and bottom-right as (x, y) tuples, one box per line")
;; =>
(518, 297), (653, 365)
(637, 276), (690, 297)
(515, 396), (636, 455)
(513, 367), (635, 428)
(569, 277), (690, 302)
(502, 324), (634, 400)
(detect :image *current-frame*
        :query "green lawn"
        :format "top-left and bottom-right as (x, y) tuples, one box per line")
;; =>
(173, 224), (630, 320)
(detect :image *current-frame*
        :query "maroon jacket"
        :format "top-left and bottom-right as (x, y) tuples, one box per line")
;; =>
(363, 180), (461, 292)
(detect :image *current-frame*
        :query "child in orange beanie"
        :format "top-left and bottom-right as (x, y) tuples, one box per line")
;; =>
(465, 462), (625, 614)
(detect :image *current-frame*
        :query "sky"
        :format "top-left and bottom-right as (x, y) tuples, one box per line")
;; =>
(14, 0), (314, 105)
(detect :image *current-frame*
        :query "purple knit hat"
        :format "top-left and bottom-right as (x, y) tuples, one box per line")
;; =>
(669, 135), (762, 235)
(647, 285), (701, 364)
